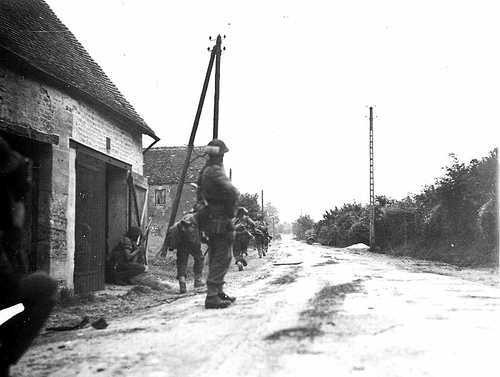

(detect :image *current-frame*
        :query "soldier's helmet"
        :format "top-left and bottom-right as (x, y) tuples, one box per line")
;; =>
(206, 139), (229, 156)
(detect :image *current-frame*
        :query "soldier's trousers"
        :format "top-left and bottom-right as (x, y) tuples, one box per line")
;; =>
(176, 247), (204, 280)
(115, 262), (146, 284)
(233, 235), (249, 262)
(206, 234), (233, 296)
(0, 271), (57, 367)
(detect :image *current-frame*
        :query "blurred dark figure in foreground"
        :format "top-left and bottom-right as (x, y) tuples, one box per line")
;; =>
(0, 136), (57, 377)
(197, 139), (239, 309)
(162, 213), (204, 293)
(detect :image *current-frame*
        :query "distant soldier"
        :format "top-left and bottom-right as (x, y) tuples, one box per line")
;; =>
(0, 136), (57, 377)
(163, 213), (204, 293)
(260, 219), (272, 253)
(197, 139), (239, 309)
(233, 207), (255, 271)
(254, 216), (272, 257)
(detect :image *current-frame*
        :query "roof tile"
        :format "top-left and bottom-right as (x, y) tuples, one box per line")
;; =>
(144, 146), (207, 185)
(0, 0), (157, 139)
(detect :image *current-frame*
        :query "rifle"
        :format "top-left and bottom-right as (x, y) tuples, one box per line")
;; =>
(135, 218), (152, 265)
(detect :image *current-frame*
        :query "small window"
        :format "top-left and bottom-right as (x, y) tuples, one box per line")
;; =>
(155, 189), (166, 205)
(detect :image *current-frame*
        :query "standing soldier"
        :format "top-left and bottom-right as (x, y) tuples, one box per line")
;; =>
(197, 139), (239, 309)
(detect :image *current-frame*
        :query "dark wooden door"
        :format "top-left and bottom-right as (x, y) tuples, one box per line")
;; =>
(74, 152), (106, 294)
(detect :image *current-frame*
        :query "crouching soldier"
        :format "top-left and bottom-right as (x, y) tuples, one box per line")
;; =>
(126, 226), (147, 265)
(107, 234), (146, 284)
(197, 139), (239, 309)
(162, 213), (204, 293)
(1, 136), (57, 377)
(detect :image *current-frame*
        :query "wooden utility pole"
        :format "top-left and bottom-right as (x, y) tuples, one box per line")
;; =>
(213, 35), (222, 139)
(166, 47), (216, 231)
(163, 35), (226, 248)
(369, 106), (375, 249)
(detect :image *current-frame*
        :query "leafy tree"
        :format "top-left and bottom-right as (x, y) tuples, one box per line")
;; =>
(238, 193), (261, 220)
(264, 202), (280, 224)
(292, 215), (315, 240)
(278, 222), (292, 234)
(313, 148), (498, 266)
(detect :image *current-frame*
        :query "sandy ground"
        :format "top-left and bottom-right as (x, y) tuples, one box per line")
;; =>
(12, 235), (500, 377)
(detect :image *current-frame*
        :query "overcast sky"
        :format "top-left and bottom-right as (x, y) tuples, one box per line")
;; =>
(46, 0), (499, 222)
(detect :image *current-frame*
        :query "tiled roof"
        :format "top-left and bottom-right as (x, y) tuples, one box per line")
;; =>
(0, 0), (158, 140)
(144, 146), (207, 185)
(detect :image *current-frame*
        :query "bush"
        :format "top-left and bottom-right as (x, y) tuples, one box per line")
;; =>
(292, 215), (315, 240)
(348, 221), (369, 245)
(313, 148), (498, 266)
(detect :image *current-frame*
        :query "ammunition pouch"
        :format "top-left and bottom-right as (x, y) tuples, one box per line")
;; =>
(204, 216), (234, 235)
(197, 200), (235, 236)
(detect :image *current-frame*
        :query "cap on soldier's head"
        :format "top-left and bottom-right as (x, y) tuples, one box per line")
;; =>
(206, 139), (229, 156)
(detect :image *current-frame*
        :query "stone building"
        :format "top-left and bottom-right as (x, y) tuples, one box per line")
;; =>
(143, 146), (206, 239)
(0, 0), (159, 294)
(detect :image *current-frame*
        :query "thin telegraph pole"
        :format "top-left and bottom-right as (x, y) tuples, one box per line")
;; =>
(166, 47), (216, 233)
(369, 106), (375, 250)
(213, 35), (222, 139)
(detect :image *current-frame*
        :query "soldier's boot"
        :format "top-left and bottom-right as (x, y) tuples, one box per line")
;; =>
(218, 292), (236, 303)
(178, 276), (187, 294)
(194, 276), (205, 288)
(205, 295), (231, 309)
(236, 260), (244, 271)
(241, 258), (248, 267)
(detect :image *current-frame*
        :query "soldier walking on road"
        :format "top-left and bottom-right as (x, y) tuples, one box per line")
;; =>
(162, 212), (205, 293)
(255, 216), (272, 257)
(233, 207), (255, 271)
(197, 139), (239, 309)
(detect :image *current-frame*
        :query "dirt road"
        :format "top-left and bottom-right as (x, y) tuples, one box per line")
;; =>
(13, 236), (499, 377)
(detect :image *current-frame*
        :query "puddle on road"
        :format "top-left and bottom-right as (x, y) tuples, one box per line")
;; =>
(270, 274), (298, 285)
(270, 266), (301, 285)
(312, 259), (339, 267)
(300, 280), (363, 320)
(264, 326), (324, 341)
(461, 295), (500, 300)
(263, 280), (364, 343)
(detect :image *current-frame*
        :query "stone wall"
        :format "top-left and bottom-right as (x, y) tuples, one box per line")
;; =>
(148, 183), (198, 234)
(0, 64), (145, 289)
